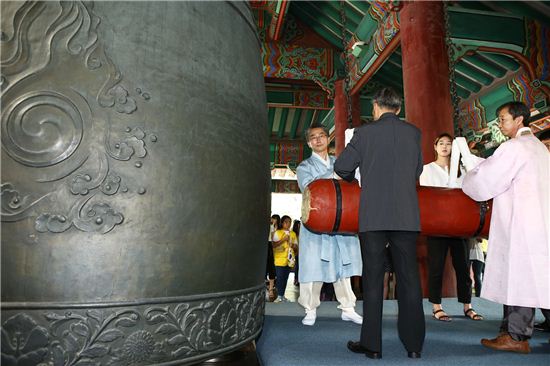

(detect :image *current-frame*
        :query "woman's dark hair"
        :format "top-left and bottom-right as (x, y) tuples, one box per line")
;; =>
(496, 101), (531, 127)
(372, 87), (402, 112)
(292, 220), (301, 236)
(433, 132), (462, 178)
(271, 214), (281, 229)
(280, 215), (291, 229)
(433, 133), (453, 159)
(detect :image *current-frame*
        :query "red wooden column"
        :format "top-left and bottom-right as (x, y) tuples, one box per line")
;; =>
(334, 79), (348, 156)
(400, 1), (454, 163)
(400, 2), (457, 298)
(351, 93), (361, 128)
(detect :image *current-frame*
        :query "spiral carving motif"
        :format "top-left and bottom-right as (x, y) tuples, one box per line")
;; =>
(1, 91), (84, 167)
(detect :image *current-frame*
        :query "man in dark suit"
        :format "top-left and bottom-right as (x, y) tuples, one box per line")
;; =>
(334, 87), (425, 359)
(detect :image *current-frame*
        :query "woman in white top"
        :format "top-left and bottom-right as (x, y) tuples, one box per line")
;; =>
(419, 133), (483, 322)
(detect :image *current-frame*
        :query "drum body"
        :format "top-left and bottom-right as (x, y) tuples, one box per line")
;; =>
(303, 179), (491, 238)
(1, 1), (269, 365)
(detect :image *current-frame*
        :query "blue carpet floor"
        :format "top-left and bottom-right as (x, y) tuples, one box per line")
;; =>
(256, 297), (550, 365)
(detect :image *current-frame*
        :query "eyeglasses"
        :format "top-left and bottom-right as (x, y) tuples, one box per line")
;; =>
(309, 134), (327, 141)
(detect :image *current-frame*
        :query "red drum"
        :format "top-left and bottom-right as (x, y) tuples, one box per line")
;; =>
(302, 179), (492, 238)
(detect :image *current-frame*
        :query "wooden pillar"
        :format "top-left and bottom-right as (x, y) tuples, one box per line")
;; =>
(351, 93), (361, 128)
(334, 79), (348, 156)
(400, 1), (454, 163)
(400, 2), (457, 298)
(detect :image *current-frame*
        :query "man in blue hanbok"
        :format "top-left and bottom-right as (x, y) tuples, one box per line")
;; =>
(296, 124), (363, 326)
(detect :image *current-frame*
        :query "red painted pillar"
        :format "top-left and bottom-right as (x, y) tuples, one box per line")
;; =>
(334, 80), (348, 156)
(400, 1), (454, 164)
(351, 93), (361, 128)
(400, 2), (457, 298)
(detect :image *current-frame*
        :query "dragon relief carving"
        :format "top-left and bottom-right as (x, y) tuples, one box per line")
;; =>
(0, 1), (156, 234)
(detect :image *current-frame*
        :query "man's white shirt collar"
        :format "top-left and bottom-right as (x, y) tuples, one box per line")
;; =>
(516, 127), (532, 137)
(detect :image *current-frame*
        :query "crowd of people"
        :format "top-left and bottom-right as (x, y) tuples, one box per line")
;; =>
(265, 87), (550, 358)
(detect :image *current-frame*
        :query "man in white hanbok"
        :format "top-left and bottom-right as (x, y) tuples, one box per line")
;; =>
(296, 124), (363, 326)
(462, 101), (550, 354)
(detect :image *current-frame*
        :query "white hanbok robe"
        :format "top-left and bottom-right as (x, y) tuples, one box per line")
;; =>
(296, 153), (362, 283)
(462, 129), (550, 309)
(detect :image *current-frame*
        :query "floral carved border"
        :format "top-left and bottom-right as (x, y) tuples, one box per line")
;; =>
(1, 286), (265, 366)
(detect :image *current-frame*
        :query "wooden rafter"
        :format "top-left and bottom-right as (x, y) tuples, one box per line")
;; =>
(269, 0), (290, 41)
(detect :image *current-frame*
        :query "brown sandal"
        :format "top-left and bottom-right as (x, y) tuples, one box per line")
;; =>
(464, 308), (483, 321)
(433, 309), (452, 322)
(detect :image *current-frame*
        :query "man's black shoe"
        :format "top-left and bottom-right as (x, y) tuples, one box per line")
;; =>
(347, 341), (382, 359)
(534, 321), (550, 332)
(408, 352), (421, 359)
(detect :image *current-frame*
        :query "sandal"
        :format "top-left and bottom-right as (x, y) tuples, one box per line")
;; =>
(464, 308), (483, 321)
(432, 309), (452, 322)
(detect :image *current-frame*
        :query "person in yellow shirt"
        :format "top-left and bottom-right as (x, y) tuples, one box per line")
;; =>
(272, 215), (298, 302)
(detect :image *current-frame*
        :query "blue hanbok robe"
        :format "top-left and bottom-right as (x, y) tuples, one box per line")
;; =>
(296, 153), (362, 283)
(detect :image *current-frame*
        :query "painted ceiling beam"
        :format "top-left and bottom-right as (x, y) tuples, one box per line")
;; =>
(456, 84), (471, 100)
(291, 5), (343, 48)
(266, 88), (333, 111)
(479, 52), (520, 72)
(448, 7), (525, 53)
(323, 1), (364, 26)
(354, 13), (378, 41)
(277, 108), (290, 138)
(371, 73), (402, 93)
(298, 2), (353, 39)
(302, 1), (357, 37)
(454, 62), (494, 86)
(269, 0), (290, 41)
(351, 32), (401, 95)
(455, 73), (483, 93)
(289, 109), (303, 139)
(462, 54), (507, 78)
(345, 0), (371, 15)
(268, 107), (276, 133)
(301, 109), (315, 137)
(523, 0), (550, 22)
(489, 0), (550, 25)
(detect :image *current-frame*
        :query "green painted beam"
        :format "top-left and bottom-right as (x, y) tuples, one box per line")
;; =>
(479, 52), (520, 71)
(291, 5), (343, 48)
(323, 1), (363, 26)
(317, 108), (334, 130)
(277, 108), (289, 138)
(289, 109), (302, 139)
(448, 8), (525, 51)
(463, 54), (507, 78)
(268, 107), (276, 134)
(455, 74), (482, 93)
(266, 91), (294, 104)
(354, 12), (378, 41)
(479, 83), (515, 121)
(360, 97), (373, 117)
(305, 1), (359, 30)
(372, 73), (402, 93)
(387, 52), (402, 67)
(452, 2), (494, 12)
(346, 0), (371, 15)
(456, 84), (471, 99)
(301, 109), (315, 136)
(454, 62), (494, 86)
(492, 1), (550, 25)
(298, 2), (354, 40)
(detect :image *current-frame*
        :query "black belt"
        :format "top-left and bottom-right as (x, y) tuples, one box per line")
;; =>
(332, 179), (342, 232)
(473, 201), (490, 237)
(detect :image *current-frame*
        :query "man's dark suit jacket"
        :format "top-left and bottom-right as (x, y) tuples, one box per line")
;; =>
(334, 112), (423, 232)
